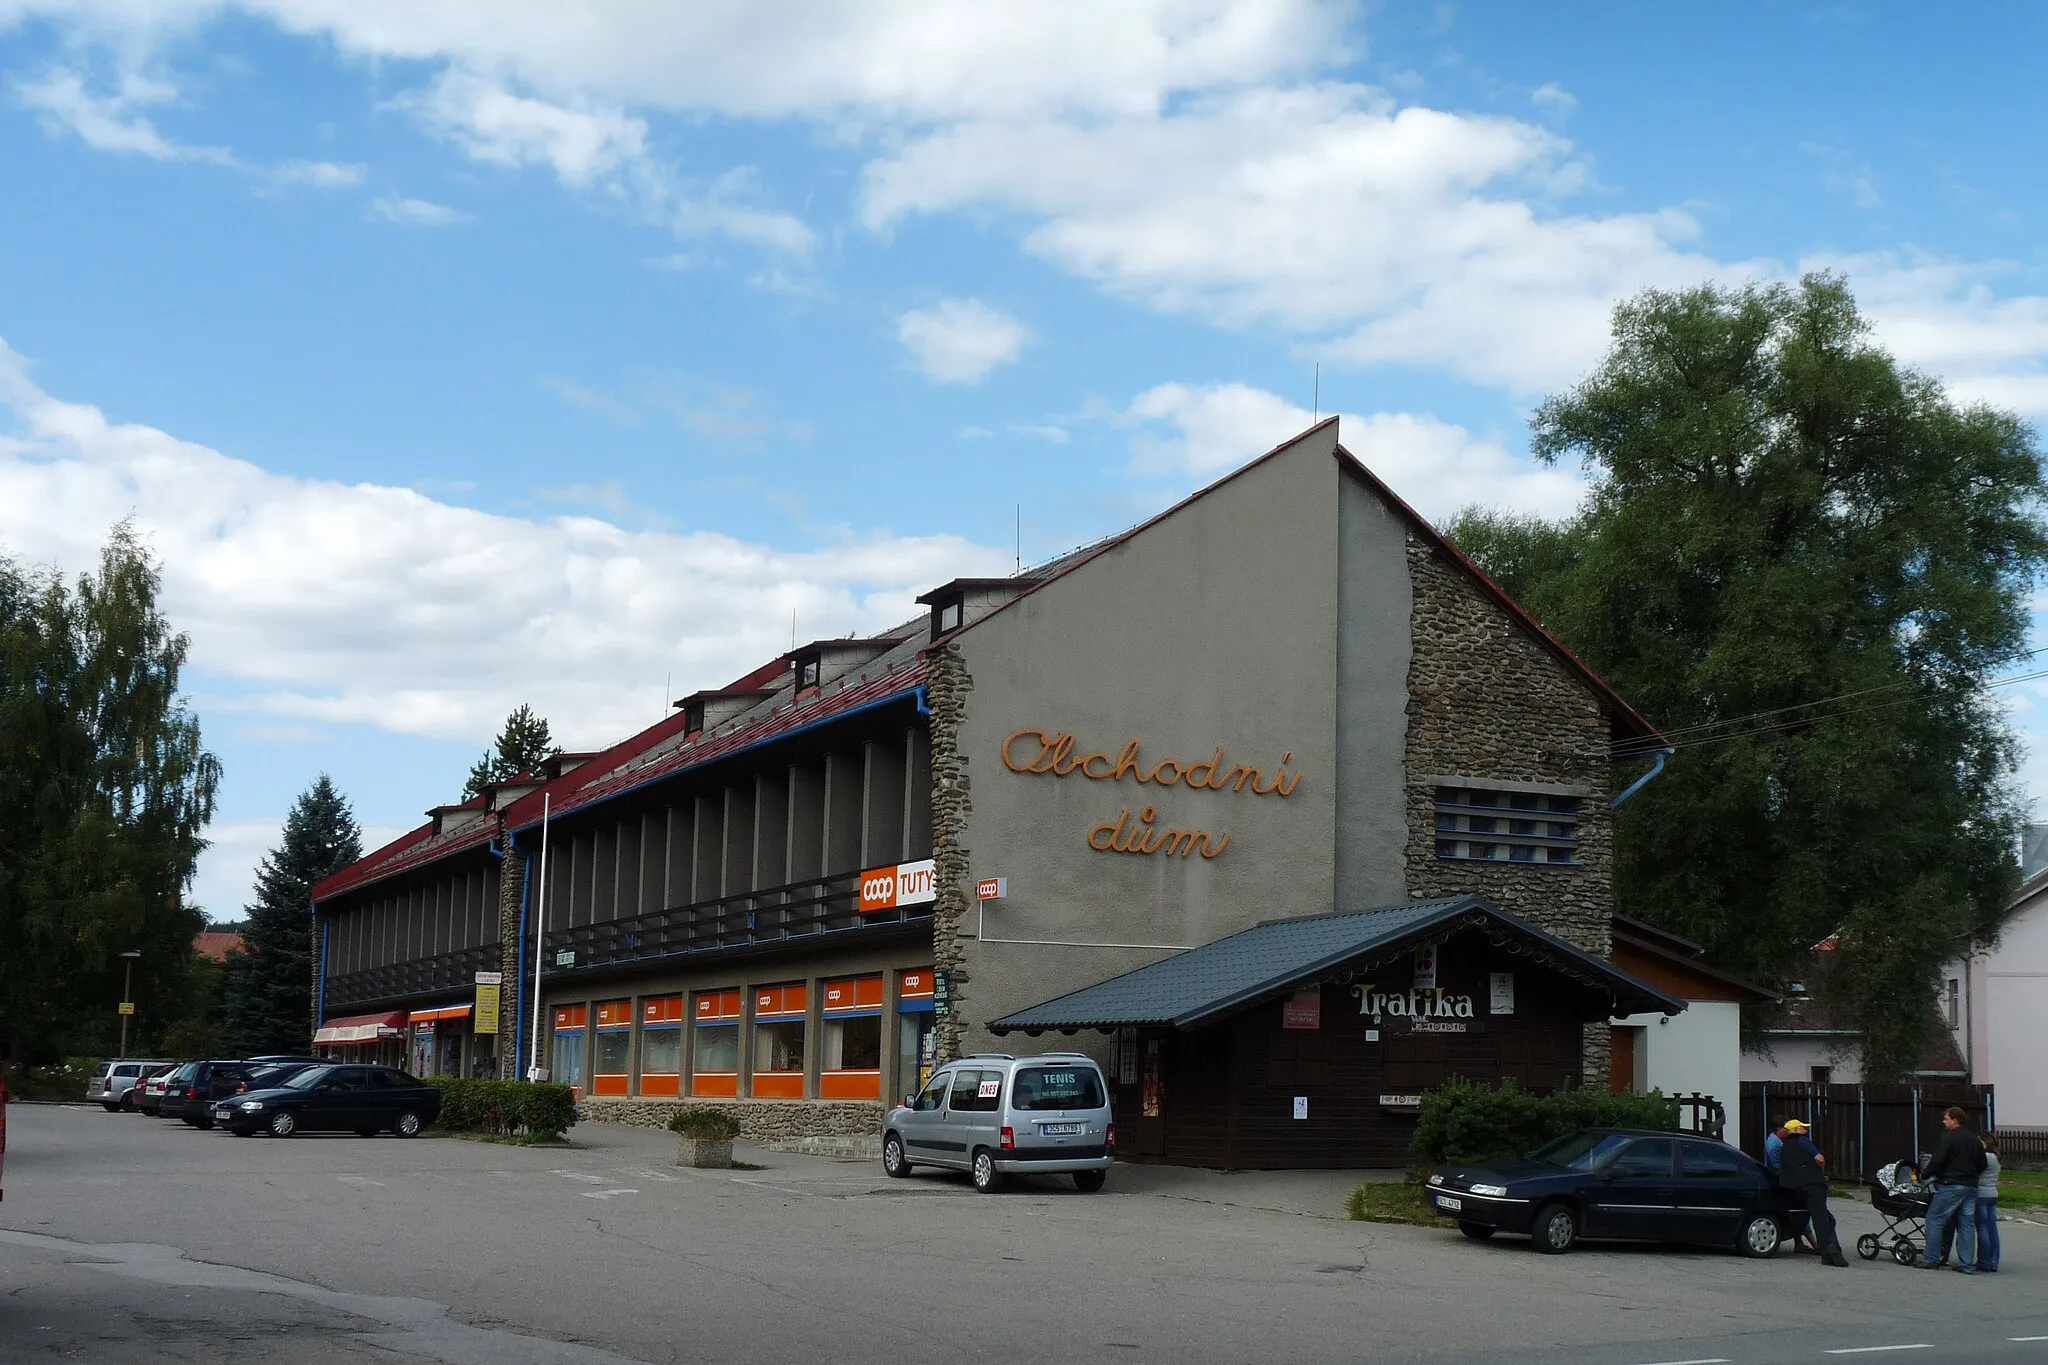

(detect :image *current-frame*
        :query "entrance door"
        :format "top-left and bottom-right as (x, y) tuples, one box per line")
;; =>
(1582, 1137), (1677, 1240)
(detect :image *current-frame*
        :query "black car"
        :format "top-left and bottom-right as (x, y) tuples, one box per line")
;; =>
(213, 1063), (441, 1139)
(158, 1060), (260, 1128)
(1425, 1128), (1809, 1257)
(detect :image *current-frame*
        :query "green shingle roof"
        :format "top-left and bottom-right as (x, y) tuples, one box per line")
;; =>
(987, 894), (1684, 1033)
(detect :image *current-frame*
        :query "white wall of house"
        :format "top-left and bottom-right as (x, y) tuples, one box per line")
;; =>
(1740, 1034), (1863, 1085)
(1954, 885), (2048, 1127)
(1614, 1000), (1743, 1129)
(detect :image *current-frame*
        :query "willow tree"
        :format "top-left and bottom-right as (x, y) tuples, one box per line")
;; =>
(1451, 274), (2044, 1079)
(0, 525), (220, 1063)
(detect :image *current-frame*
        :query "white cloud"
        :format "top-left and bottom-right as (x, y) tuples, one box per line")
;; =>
(0, 336), (1005, 751)
(1816, 252), (2048, 416)
(273, 157), (365, 187)
(897, 299), (1032, 385)
(400, 65), (646, 187)
(14, 66), (236, 164)
(369, 194), (468, 226)
(1122, 381), (1587, 523)
(1530, 82), (1576, 114)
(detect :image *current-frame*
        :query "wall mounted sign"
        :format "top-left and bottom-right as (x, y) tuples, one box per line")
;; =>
(555, 948), (576, 969)
(1351, 984), (1478, 1032)
(1413, 945), (1438, 991)
(932, 968), (952, 1018)
(1379, 1094), (1423, 1110)
(1489, 972), (1515, 1016)
(1282, 989), (1322, 1031)
(1002, 729), (1307, 860)
(976, 877), (1007, 901)
(1293, 1096), (1309, 1120)
(473, 982), (501, 1034)
(859, 859), (936, 913)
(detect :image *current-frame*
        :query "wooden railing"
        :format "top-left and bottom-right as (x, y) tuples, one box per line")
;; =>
(326, 942), (498, 1010)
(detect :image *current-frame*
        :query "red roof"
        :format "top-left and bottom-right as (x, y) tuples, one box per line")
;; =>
(934, 418), (1662, 748)
(192, 930), (244, 962)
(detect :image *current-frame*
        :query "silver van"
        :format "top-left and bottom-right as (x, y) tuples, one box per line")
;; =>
(87, 1059), (170, 1112)
(882, 1053), (1113, 1193)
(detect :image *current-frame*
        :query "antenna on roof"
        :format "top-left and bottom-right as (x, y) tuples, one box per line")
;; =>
(1015, 505), (1022, 573)
(663, 671), (670, 720)
(1313, 363), (1319, 422)
(791, 608), (796, 650)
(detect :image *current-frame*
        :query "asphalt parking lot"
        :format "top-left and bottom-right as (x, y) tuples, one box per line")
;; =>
(3, 1102), (2045, 1364)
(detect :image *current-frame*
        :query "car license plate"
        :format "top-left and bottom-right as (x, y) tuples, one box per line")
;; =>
(1042, 1122), (1083, 1136)
(1436, 1195), (1462, 1211)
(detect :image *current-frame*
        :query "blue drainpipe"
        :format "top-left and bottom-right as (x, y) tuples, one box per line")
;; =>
(1611, 747), (1674, 808)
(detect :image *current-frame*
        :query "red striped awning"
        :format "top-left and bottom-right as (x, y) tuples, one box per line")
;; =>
(313, 1011), (406, 1044)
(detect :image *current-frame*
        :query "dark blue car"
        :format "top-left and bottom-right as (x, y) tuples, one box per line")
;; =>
(1425, 1128), (1808, 1256)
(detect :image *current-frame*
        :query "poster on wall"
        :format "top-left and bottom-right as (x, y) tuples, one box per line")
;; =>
(1413, 944), (1438, 990)
(1282, 989), (1322, 1030)
(474, 981), (501, 1035)
(1141, 1039), (1161, 1117)
(1490, 972), (1516, 1015)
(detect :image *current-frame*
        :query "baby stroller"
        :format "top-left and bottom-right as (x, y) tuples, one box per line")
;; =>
(1859, 1159), (1930, 1265)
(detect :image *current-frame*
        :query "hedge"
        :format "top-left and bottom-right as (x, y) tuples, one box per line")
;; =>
(429, 1078), (579, 1139)
(1410, 1077), (1678, 1169)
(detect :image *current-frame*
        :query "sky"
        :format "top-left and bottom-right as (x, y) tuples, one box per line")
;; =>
(3, 2), (2048, 919)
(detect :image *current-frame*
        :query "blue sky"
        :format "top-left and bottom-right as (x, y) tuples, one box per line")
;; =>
(2, 2), (2046, 918)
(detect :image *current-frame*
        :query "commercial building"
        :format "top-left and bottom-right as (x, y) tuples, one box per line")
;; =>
(310, 419), (1687, 1164)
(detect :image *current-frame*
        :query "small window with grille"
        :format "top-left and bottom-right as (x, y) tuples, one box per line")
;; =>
(1432, 781), (1583, 866)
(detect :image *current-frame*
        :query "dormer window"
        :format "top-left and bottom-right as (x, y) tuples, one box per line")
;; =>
(682, 701), (707, 735)
(938, 600), (962, 634)
(798, 658), (821, 690)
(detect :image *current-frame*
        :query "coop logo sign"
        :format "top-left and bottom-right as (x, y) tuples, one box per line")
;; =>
(859, 859), (936, 914)
(1001, 728), (1306, 861)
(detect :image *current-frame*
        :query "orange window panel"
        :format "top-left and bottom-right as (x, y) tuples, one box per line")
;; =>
(752, 1072), (805, 1100)
(754, 982), (807, 1020)
(695, 990), (742, 1023)
(590, 1074), (629, 1097)
(595, 999), (632, 1028)
(820, 1070), (881, 1100)
(823, 975), (884, 1015)
(554, 1004), (588, 1030)
(692, 1072), (738, 1098)
(643, 995), (685, 1024)
(640, 1073), (681, 1098)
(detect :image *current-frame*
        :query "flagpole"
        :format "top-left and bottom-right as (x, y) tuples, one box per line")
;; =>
(526, 793), (551, 1081)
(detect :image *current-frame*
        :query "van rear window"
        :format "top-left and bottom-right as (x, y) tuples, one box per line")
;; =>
(1011, 1066), (1104, 1111)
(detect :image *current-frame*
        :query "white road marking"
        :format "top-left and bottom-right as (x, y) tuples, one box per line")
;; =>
(622, 1168), (677, 1182)
(1824, 1348), (1933, 1356)
(2010, 1338), (2048, 1343)
(335, 1175), (384, 1187)
(552, 1170), (606, 1183)
(580, 1189), (638, 1200)
(1631, 1358), (1730, 1365)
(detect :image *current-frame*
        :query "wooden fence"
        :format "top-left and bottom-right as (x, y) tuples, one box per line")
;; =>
(1738, 1080), (1996, 1181)
(1997, 1126), (2048, 1169)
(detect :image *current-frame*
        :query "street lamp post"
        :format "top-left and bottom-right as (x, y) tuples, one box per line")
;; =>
(117, 950), (141, 1058)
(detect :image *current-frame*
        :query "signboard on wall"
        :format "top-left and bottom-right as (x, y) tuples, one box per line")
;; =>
(1489, 972), (1515, 1016)
(933, 968), (951, 1017)
(1413, 945), (1438, 991)
(1282, 990), (1321, 1030)
(859, 859), (936, 913)
(474, 982), (501, 1034)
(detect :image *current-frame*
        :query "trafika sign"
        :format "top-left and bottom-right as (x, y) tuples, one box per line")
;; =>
(860, 859), (936, 914)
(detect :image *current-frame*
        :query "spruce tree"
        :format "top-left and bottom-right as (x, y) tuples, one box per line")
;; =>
(221, 776), (361, 1054)
(461, 704), (557, 799)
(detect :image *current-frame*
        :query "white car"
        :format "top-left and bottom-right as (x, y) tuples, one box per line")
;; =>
(86, 1060), (171, 1112)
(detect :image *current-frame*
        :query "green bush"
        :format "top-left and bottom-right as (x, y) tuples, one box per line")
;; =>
(669, 1106), (741, 1140)
(4, 1057), (104, 1102)
(429, 1078), (578, 1139)
(1410, 1077), (1677, 1169)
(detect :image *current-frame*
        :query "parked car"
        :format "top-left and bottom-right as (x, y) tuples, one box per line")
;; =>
(136, 1064), (183, 1116)
(86, 1059), (171, 1112)
(1424, 1128), (1809, 1256)
(160, 1060), (265, 1129)
(882, 1052), (1113, 1193)
(213, 1063), (442, 1138)
(235, 1062), (318, 1094)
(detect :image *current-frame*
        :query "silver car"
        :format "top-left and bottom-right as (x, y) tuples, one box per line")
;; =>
(86, 1060), (170, 1112)
(882, 1053), (1113, 1193)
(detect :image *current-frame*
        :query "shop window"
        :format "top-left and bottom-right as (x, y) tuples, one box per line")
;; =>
(896, 967), (937, 1098)
(1432, 783), (1582, 866)
(550, 1004), (587, 1098)
(410, 1024), (435, 1078)
(820, 975), (883, 1100)
(692, 990), (742, 1097)
(752, 982), (808, 1099)
(639, 995), (684, 1098)
(592, 999), (632, 1097)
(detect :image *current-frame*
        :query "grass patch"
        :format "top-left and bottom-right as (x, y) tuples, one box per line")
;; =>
(1346, 1180), (1443, 1226)
(730, 1159), (767, 1171)
(451, 1131), (579, 1148)
(2000, 1169), (2048, 1210)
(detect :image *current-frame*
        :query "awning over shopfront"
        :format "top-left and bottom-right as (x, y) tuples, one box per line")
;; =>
(408, 1005), (473, 1025)
(313, 1011), (407, 1044)
(988, 894), (1685, 1034)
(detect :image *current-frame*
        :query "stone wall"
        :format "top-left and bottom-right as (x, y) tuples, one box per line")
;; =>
(924, 643), (973, 1065)
(1402, 533), (1619, 1081)
(492, 839), (527, 1077)
(577, 1097), (884, 1140)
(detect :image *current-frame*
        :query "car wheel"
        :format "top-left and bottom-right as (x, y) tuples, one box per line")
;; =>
(102, 1101), (121, 1112)
(119, 1093), (136, 1112)
(391, 1111), (423, 1138)
(1073, 1170), (1106, 1193)
(1459, 1221), (1496, 1241)
(1856, 1233), (1881, 1261)
(1532, 1202), (1577, 1254)
(267, 1109), (298, 1138)
(1737, 1214), (1781, 1258)
(882, 1134), (911, 1178)
(971, 1149), (1005, 1194)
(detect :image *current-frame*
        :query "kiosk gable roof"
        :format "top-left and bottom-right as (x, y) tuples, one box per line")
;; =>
(987, 894), (1685, 1033)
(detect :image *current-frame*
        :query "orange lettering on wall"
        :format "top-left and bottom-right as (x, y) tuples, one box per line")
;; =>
(1001, 729), (1302, 798)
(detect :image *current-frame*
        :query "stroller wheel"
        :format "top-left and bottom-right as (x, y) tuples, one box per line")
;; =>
(1892, 1240), (1919, 1266)
(1856, 1234), (1880, 1261)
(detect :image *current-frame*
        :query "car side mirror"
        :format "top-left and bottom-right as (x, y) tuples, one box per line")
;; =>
(903, 1094), (917, 1108)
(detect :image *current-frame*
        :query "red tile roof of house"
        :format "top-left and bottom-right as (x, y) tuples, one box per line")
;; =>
(193, 930), (244, 962)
